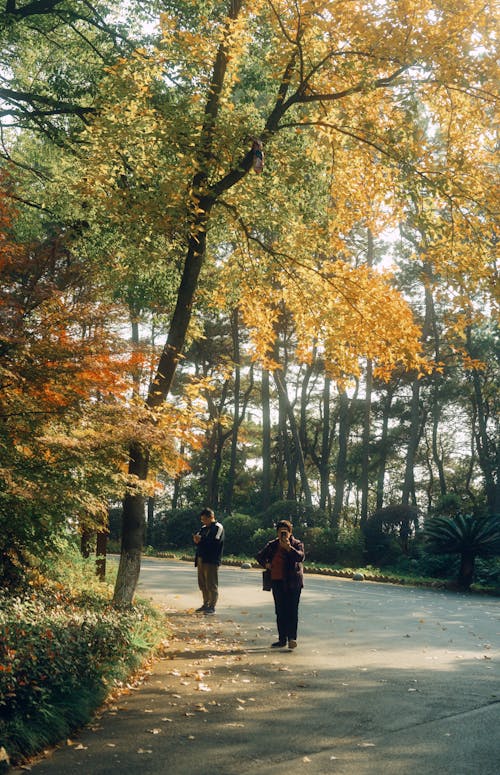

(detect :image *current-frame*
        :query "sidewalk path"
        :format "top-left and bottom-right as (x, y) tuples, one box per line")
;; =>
(15, 558), (500, 775)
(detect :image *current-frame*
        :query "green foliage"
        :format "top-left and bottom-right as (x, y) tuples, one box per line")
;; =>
(425, 514), (500, 559)
(251, 527), (277, 556)
(0, 546), (165, 765)
(153, 507), (201, 550)
(223, 513), (260, 556)
(258, 500), (328, 529)
(425, 513), (500, 590)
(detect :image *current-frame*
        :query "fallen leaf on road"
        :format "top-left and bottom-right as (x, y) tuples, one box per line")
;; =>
(147, 728), (162, 734)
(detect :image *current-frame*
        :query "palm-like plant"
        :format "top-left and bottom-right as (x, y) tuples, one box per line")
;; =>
(425, 514), (500, 590)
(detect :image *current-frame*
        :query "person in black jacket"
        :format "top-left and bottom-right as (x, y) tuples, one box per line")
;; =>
(256, 520), (305, 649)
(193, 507), (224, 614)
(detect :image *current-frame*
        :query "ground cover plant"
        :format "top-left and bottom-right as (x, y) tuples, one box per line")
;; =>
(0, 544), (167, 769)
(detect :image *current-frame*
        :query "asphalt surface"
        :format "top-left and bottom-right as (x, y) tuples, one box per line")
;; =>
(16, 557), (500, 775)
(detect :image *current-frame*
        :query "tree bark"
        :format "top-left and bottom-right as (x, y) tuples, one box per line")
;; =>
(273, 369), (313, 506)
(332, 389), (350, 528)
(96, 530), (107, 582)
(319, 375), (332, 512)
(360, 358), (373, 526)
(261, 367), (272, 510)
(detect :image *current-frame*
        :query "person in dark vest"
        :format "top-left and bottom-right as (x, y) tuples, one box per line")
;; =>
(256, 520), (304, 649)
(193, 507), (224, 614)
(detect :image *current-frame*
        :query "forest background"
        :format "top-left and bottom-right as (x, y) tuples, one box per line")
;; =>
(1, 0), (499, 604)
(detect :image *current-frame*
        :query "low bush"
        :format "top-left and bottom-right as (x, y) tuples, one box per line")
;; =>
(223, 513), (261, 556)
(0, 545), (166, 767)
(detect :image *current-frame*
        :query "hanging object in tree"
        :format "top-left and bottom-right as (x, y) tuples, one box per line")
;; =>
(251, 139), (264, 173)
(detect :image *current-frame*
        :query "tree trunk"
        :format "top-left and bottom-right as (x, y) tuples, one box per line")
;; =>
(113, 440), (149, 605)
(401, 379), (421, 508)
(375, 388), (393, 511)
(458, 551), (475, 591)
(96, 531), (107, 582)
(332, 389), (350, 528)
(113, 0), (297, 605)
(273, 369), (312, 506)
(319, 375), (332, 512)
(146, 496), (155, 547)
(225, 308), (241, 514)
(80, 527), (93, 558)
(261, 367), (272, 510)
(171, 442), (185, 509)
(467, 329), (499, 516)
(360, 358), (373, 526)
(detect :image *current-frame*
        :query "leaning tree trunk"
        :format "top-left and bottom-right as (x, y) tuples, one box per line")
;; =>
(113, 0), (251, 605)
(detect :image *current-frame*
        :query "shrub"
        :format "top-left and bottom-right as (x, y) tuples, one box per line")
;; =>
(0, 547), (165, 765)
(257, 500), (328, 529)
(223, 514), (260, 556)
(303, 527), (337, 564)
(251, 527), (277, 556)
(153, 507), (201, 549)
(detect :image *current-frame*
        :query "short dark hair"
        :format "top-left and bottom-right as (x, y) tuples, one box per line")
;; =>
(276, 519), (292, 532)
(199, 507), (215, 518)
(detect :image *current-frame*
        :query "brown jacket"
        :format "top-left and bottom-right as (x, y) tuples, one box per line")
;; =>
(256, 536), (305, 590)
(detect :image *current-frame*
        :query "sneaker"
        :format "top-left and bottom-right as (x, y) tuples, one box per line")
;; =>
(271, 640), (287, 648)
(195, 605), (207, 612)
(204, 606), (215, 614)
(288, 639), (297, 649)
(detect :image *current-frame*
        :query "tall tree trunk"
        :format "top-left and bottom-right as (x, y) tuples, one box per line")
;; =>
(274, 369), (312, 506)
(360, 358), (373, 526)
(225, 309), (241, 514)
(332, 389), (350, 528)
(261, 367), (272, 510)
(466, 328), (499, 516)
(319, 375), (332, 512)
(114, 440), (149, 605)
(401, 379), (421, 508)
(431, 392), (447, 497)
(146, 496), (155, 547)
(375, 387), (393, 511)
(360, 228), (374, 526)
(171, 441), (185, 509)
(96, 531), (107, 582)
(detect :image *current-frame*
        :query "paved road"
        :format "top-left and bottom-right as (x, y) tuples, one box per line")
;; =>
(19, 558), (500, 775)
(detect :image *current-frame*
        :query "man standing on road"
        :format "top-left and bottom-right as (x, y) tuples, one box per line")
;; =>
(256, 520), (304, 649)
(193, 507), (224, 614)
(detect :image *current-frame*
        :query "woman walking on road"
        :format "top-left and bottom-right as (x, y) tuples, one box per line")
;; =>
(256, 520), (305, 650)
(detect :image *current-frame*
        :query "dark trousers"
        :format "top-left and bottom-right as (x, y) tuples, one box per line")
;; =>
(271, 580), (301, 642)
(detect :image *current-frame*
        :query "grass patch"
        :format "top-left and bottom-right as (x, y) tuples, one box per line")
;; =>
(0, 543), (168, 768)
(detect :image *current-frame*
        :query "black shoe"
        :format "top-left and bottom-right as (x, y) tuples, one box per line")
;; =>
(195, 605), (207, 612)
(204, 606), (215, 614)
(271, 640), (287, 648)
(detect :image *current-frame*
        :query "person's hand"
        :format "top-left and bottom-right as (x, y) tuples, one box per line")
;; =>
(193, 533), (201, 544)
(265, 561), (272, 570)
(279, 534), (291, 551)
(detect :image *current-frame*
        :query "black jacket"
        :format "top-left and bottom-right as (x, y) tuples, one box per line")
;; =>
(195, 521), (224, 566)
(256, 536), (305, 590)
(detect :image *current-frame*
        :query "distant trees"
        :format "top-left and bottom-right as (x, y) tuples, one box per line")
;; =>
(0, 0), (497, 598)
